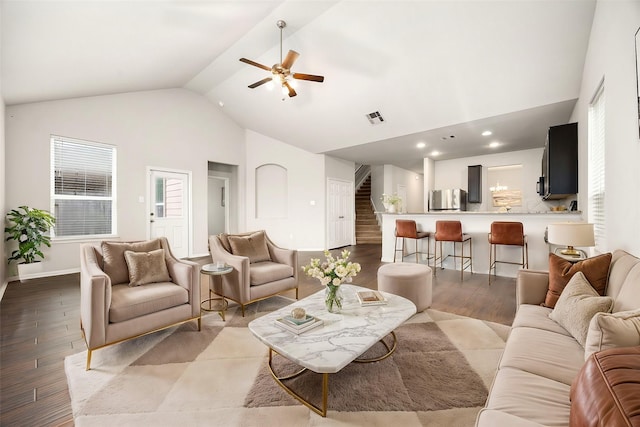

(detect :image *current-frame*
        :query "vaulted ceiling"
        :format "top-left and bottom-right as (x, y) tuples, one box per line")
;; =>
(2, 0), (596, 172)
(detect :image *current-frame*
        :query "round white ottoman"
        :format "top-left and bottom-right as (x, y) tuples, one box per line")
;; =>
(377, 263), (432, 312)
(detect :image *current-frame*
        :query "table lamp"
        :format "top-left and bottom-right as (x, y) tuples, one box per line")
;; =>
(547, 222), (595, 257)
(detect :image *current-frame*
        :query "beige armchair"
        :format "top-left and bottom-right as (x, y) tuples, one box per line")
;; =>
(208, 230), (298, 316)
(80, 237), (201, 370)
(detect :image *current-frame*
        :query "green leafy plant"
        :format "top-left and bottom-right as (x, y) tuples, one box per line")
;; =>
(5, 206), (56, 264)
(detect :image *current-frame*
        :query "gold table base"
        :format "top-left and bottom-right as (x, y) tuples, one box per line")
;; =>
(267, 331), (398, 417)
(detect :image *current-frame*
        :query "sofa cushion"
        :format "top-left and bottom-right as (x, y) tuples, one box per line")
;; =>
(570, 346), (640, 427)
(249, 261), (294, 286)
(499, 327), (585, 385)
(228, 231), (271, 263)
(476, 409), (546, 427)
(512, 304), (572, 337)
(584, 309), (640, 360)
(612, 262), (640, 312)
(124, 248), (172, 287)
(606, 250), (640, 301)
(544, 252), (612, 308)
(102, 239), (162, 285)
(549, 272), (614, 347)
(485, 367), (572, 426)
(109, 282), (188, 323)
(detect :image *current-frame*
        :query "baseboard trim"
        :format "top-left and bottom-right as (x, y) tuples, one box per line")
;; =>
(7, 268), (80, 283)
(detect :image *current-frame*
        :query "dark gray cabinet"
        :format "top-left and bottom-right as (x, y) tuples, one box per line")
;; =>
(537, 122), (578, 200)
(468, 165), (482, 203)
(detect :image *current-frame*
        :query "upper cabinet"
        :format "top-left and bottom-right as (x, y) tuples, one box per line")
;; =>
(537, 123), (578, 200)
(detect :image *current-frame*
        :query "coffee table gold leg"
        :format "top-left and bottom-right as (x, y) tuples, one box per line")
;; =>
(354, 331), (397, 363)
(267, 348), (329, 417)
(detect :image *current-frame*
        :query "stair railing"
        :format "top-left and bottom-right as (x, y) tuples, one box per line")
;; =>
(355, 164), (371, 191)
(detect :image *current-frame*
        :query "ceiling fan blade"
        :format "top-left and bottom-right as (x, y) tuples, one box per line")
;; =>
(248, 77), (273, 89)
(239, 58), (271, 71)
(281, 50), (300, 70)
(292, 73), (325, 83)
(283, 81), (297, 97)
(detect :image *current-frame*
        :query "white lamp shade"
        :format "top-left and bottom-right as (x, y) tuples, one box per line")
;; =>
(547, 222), (595, 247)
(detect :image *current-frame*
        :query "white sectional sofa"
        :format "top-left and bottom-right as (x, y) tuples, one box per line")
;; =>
(476, 249), (640, 426)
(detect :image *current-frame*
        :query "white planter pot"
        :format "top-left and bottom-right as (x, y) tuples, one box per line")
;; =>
(387, 204), (397, 213)
(17, 262), (44, 282)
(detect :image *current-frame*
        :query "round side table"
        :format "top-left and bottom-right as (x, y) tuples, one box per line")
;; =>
(200, 263), (233, 321)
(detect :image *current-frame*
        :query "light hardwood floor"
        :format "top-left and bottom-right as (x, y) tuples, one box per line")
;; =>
(0, 244), (516, 426)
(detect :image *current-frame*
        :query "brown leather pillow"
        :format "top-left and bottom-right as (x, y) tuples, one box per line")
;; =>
(227, 231), (271, 263)
(544, 252), (612, 308)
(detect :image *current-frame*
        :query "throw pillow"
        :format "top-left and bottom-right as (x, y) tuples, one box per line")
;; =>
(123, 248), (172, 287)
(227, 231), (271, 263)
(549, 271), (614, 347)
(102, 239), (163, 285)
(584, 309), (640, 360)
(544, 252), (612, 308)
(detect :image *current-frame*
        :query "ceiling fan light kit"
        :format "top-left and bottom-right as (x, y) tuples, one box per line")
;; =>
(239, 20), (324, 98)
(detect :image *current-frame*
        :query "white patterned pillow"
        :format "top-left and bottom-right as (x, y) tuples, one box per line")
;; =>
(549, 271), (614, 347)
(584, 309), (640, 360)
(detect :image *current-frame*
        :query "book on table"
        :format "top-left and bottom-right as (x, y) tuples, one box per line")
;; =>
(356, 290), (388, 306)
(275, 316), (323, 334)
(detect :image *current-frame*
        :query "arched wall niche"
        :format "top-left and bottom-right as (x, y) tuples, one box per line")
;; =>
(255, 163), (287, 218)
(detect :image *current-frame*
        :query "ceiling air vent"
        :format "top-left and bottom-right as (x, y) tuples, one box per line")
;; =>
(366, 111), (385, 125)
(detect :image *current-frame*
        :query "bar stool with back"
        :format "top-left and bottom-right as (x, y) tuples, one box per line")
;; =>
(488, 221), (528, 285)
(434, 220), (473, 280)
(393, 219), (431, 264)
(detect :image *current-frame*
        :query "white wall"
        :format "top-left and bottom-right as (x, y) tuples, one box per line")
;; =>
(0, 62), (6, 292)
(571, 0), (640, 255)
(244, 130), (325, 250)
(433, 148), (561, 213)
(5, 88), (245, 276)
(371, 165), (385, 212)
(379, 164), (425, 213)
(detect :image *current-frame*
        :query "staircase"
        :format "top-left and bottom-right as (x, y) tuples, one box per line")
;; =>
(355, 176), (382, 244)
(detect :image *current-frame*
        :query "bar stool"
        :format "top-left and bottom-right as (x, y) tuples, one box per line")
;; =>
(434, 220), (472, 280)
(488, 221), (528, 285)
(393, 219), (431, 264)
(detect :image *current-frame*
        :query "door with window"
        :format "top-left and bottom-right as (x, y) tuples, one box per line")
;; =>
(148, 169), (190, 258)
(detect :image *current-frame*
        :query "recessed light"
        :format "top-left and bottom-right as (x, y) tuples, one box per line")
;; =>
(430, 150), (440, 156)
(482, 130), (493, 136)
(218, 101), (224, 107)
(416, 142), (426, 149)
(489, 141), (500, 148)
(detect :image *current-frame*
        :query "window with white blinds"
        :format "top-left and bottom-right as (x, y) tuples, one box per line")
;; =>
(50, 136), (117, 238)
(588, 82), (605, 252)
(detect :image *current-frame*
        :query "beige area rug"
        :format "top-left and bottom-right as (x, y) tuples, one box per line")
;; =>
(65, 296), (509, 427)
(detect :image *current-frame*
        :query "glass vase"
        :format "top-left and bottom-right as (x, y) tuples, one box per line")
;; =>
(325, 284), (344, 313)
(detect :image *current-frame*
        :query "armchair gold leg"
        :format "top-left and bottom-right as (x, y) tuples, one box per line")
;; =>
(197, 316), (202, 331)
(86, 349), (93, 371)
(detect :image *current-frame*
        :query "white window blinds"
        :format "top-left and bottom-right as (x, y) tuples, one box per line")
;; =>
(50, 135), (117, 238)
(588, 82), (605, 252)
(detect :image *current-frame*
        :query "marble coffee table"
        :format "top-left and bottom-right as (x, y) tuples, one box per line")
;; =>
(248, 284), (417, 417)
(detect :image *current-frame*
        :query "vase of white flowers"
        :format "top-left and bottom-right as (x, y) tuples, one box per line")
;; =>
(302, 249), (361, 313)
(381, 193), (402, 213)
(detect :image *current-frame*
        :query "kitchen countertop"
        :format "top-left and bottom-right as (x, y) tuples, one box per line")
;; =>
(378, 211), (582, 215)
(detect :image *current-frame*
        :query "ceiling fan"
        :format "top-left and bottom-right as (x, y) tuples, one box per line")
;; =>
(239, 20), (324, 98)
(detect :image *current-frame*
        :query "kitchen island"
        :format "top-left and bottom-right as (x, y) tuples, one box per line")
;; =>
(381, 211), (584, 277)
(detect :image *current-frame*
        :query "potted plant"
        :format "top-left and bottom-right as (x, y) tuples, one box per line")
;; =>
(381, 193), (402, 213)
(5, 206), (56, 280)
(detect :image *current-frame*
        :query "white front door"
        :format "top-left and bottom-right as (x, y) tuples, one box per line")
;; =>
(327, 178), (354, 249)
(148, 169), (190, 258)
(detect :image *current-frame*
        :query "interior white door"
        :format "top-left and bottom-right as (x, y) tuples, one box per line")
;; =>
(149, 169), (190, 258)
(327, 178), (354, 249)
(397, 184), (407, 213)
